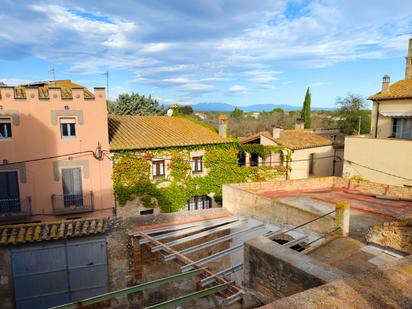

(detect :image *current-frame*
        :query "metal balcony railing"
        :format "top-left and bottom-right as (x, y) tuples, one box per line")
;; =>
(51, 191), (94, 215)
(0, 197), (32, 221)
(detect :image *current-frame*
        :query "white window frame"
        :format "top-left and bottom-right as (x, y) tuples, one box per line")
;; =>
(152, 160), (165, 178)
(192, 156), (203, 173)
(60, 118), (77, 139)
(0, 118), (12, 140)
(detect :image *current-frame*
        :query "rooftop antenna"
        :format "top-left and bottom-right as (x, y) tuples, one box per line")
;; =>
(48, 67), (56, 83)
(100, 71), (109, 100)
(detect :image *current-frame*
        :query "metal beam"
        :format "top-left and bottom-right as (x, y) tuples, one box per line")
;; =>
(284, 235), (308, 248)
(181, 243), (243, 272)
(144, 281), (232, 309)
(151, 219), (248, 252)
(201, 263), (243, 287)
(224, 290), (244, 305)
(264, 227), (283, 239)
(130, 221), (204, 236)
(139, 217), (239, 245)
(49, 269), (204, 309)
(164, 223), (265, 262)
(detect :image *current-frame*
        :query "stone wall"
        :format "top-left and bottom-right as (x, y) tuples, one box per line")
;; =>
(366, 218), (412, 254)
(243, 236), (346, 304)
(223, 183), (336, 233)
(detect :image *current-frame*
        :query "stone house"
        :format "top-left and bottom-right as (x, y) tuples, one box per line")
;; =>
(239, 122), (337, 179)
(344, 38), (412, 186)
(108, 115), (234, 212)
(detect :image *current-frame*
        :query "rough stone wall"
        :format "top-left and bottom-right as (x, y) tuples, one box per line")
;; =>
(366, 218), (412, 254)
(244, 236), (345, 304)
(0, 248), (13, 309)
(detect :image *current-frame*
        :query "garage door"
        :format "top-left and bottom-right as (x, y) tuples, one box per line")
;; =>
(11, 236), (108, 309)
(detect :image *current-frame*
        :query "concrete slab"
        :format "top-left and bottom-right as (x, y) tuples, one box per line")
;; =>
(368, 252), (399, 266)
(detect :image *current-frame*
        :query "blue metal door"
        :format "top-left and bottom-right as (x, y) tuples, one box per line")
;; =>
(11, 237), (108, 309)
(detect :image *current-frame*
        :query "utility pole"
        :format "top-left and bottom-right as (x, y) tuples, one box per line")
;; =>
(358, 115), (362, 135)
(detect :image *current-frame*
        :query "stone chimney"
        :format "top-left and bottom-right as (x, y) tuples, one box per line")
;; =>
(381, 75), (390, 93)
(218, 114), (228, 138)
(406, 38), (412, 80)
(295, 118), (305, 130)
(272, 126), (281, 139)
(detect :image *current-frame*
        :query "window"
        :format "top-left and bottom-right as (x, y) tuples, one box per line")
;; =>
(60, 118), (76, 138)
(192, 156), (203, 173)
(186, 196), (211, 211)
(0, 119), (12, 139)
(309, 153), (315, 175)
(0, 171), (20, 213)
(392, 118), (412, 139)
(62, 168), (83, 207)
(152, 160), (165, 178)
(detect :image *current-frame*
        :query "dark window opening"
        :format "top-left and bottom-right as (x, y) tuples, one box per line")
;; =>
(140, 209), (154, 215)
(250, 153), (259, 167)
(192, 156), (203, 173)
(0, 171), (20, 213)
(238, 151), (246, 167)
(186, 196), (211, 211)
(152, 160), (165, 178)
(0, 120), (12, 139)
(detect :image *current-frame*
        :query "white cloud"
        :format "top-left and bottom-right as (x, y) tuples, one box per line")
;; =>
(227, 85), (247, 95)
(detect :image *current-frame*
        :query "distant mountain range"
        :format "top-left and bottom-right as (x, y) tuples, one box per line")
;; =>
(189, 102), (334, 112)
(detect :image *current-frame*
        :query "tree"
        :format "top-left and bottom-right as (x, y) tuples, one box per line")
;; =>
(231, 107), (244, 120)
(272, 107), (284, 113)
(301, 87), (312, 129)
(336, 94), (371, 135)
(178, 105), (193, 115)
(112, 92), (165, 116)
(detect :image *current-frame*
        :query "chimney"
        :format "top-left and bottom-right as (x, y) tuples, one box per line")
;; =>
(272, 126), (281, 139)
(218, 114), (228, 138)
(381, 75), (390, 93)
(406, 38), (412, 80)
(295, 118), (305, 130)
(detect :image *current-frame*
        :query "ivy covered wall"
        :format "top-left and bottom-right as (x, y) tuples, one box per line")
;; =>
(112, 143), (288, 213)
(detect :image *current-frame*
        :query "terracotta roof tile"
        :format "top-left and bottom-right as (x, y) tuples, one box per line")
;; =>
(240, 130), (332, 150)
(0, 218), (109, 245)
(109, 115), (232, 150)
(369, 79), (412, 101)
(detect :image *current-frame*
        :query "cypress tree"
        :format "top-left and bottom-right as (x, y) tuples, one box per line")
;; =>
(301, 87), (311, 129)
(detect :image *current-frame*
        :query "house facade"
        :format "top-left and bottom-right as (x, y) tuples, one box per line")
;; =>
(343, 38), (412, 187)
(108, 115), (234, 213)
(0, 80), (114, 223)
(239, 122), (336, 179)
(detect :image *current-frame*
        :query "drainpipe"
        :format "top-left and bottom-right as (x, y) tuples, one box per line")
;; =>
(333, 149), (336, 176)
(374, 102), (380, 138)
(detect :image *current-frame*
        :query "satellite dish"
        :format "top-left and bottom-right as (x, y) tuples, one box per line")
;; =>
(166, 109), (173, 117)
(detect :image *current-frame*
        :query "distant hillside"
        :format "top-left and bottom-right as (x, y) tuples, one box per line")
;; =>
(191, 102), (334, 112)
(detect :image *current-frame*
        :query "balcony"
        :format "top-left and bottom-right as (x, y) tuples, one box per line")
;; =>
(0, 197), (32, 222)
(51, 191), (94, 215)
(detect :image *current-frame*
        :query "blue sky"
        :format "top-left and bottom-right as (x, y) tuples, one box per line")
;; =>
(1, 0), (412, 108)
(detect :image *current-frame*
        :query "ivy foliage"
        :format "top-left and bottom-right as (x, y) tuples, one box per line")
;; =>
(113, 144), (288, 213)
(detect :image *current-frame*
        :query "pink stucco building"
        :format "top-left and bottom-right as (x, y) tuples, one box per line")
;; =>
(0, 80), (113, 223)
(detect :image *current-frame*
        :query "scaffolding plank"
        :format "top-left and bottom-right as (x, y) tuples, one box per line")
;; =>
(139, 217), (239, 245)
(151, 219), (248, 252)
(144, 281), (232, 309)
(284, 235), (308, 248)
(49, 269), (204, 309)
(181, 243), (244, 272)
(130, 221), (206, 236)
(164, 223), (265, 261)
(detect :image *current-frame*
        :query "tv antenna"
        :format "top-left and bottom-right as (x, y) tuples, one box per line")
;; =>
(48, 67), (56, 82)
